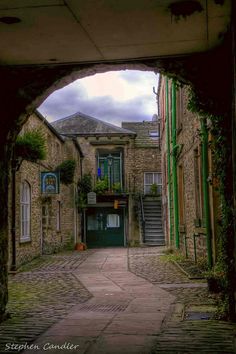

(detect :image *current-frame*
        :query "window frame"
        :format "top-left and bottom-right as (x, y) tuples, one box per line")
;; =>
(144, 172), (162, 195)
(20, 180), (31, 242)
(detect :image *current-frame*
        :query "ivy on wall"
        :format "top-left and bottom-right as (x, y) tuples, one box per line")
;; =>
(56, 159), (76, 185)
(15, 129), (46, 162)
(187, 87), (235, 320)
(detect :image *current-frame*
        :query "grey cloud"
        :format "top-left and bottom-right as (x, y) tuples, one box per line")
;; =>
(39, 90), (156, 126)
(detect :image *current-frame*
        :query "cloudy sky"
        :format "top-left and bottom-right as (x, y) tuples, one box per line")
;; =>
(38, 70), (158, 127)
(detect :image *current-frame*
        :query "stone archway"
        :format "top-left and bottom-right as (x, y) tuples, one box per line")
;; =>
(0, 25), (235, 319)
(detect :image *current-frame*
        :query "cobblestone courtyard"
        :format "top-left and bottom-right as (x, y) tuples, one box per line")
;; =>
(1, 247), (236, 353)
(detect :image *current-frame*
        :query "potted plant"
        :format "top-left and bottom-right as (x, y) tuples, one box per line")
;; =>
(94, 177), (109, 194)
(150, 183), (159, 196)
(75, 242), (87, 251)
(112, 182), (122, 193)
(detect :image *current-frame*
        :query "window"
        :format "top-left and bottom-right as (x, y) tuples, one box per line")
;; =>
(20, 181), (31, 241)
(107, 214), (120, 228)
(144, 172), (162, 195)
(87, 213), (103, 230)
(97, 151), (122, 189)
(56, 201), (61, 232)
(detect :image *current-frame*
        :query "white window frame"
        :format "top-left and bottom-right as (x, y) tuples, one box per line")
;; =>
(107, 214), (120, 228)
(144, 172), (162, 195)
(20, 181), (31, 242)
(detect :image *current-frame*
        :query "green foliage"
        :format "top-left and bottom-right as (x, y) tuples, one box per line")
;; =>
(94, 177), (109, 194)
(112, 182), (122, 193)
(76, 174), (92, 211)
(15, 129), (46, 161)
(160, 250), (186, 263)
(56, 159), (76, 185)
(78, 173), (92, 195)
(150, 183), (158, 195)
(187, 85), (234, 319)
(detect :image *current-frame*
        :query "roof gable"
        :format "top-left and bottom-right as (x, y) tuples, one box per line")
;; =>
(51, 112), (136, 136)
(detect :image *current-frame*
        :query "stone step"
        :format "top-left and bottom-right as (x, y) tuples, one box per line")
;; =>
(144, 208), (162, 213)
(145, 234), (165, 239)
(145, 216), (162, 221)
(144, 241), (165, 246)
(145, 223), (163, 227)
(144, 203), (161, 207)
(144, 213), (162, 217)
(145, 228), (163, 233)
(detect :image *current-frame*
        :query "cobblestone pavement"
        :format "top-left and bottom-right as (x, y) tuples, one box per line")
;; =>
(1, 247), (236, 354)
(0, 251), (93, 354)
(128, 246), (236, 353)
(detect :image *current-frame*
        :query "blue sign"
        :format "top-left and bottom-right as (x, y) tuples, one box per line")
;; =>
(41, 172), (60, 194)
(97, 167), (101, 178)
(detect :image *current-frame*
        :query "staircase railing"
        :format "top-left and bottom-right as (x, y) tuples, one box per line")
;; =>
(139, 194), (145, 243)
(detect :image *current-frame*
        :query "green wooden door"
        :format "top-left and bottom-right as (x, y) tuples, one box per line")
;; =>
(86, 208), (124, 247)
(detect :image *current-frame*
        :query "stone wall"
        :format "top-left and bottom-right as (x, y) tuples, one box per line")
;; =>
(122, 121), (161, 194)
(8, 112), (81, 268)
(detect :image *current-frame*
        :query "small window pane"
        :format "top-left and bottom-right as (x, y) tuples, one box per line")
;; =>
(107, 214), (120, 228)
(145, 173), (153, 184)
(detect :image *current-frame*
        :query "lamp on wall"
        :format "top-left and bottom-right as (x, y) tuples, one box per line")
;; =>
(107, 154), (113, 166)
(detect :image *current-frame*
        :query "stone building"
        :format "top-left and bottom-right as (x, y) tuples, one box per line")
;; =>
(8, 111), (82, 269)
(52, 112), (164, 248)
(159, 76), (218, 265)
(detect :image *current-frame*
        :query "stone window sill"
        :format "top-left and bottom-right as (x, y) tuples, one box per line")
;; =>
(19, 237), (31, 244)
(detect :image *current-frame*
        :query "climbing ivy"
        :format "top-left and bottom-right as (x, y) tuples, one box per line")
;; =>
(187, 87), (235, 320)
(15, 129), (46, 162)
(56, 159), (76, 185)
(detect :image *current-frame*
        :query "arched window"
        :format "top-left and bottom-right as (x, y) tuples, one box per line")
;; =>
(20, 181), (31, 241)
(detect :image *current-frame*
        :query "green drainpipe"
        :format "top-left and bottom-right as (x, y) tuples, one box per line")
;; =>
(165, 77), (173, 245)
(171, 80), (180, 249)
(201, 118), (213, 268)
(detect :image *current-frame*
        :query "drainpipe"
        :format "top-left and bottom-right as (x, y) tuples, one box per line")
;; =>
(171, 80), (180, 249)
(165, 77), (174, 245)
(200, 118), (213, 268)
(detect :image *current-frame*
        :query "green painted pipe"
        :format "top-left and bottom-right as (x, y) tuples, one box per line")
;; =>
(171, 81), (180, 249)
(165, 77), (173, 245)
(201, 118), (213, 267)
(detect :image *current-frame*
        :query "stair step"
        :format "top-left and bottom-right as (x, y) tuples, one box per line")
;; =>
(145, 232), (165, 240)
(144, 242), (165, 246)
(145, 224), (163, 228)
(145, 235), (164, 239)
(144, 208), (161, 213)
(145, 224), (163, 229)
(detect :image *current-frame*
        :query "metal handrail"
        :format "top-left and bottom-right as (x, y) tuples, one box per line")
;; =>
(139, 194), (146, 242)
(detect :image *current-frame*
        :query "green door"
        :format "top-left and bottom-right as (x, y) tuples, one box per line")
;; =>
(86, 208), (124, 247)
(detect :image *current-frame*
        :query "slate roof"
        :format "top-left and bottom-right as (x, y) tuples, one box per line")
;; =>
(51, 112), (136, 137)
(122, 121), (160, 147)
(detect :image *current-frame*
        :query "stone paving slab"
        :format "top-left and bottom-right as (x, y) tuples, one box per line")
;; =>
(129, 247), (236, 353)
(20, 248), (175, 354)
(0, 251), (92, 354)
(2, 246), (236, 354)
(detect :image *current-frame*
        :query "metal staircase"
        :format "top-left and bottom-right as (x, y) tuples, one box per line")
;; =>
(141, 196), (165, 246)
